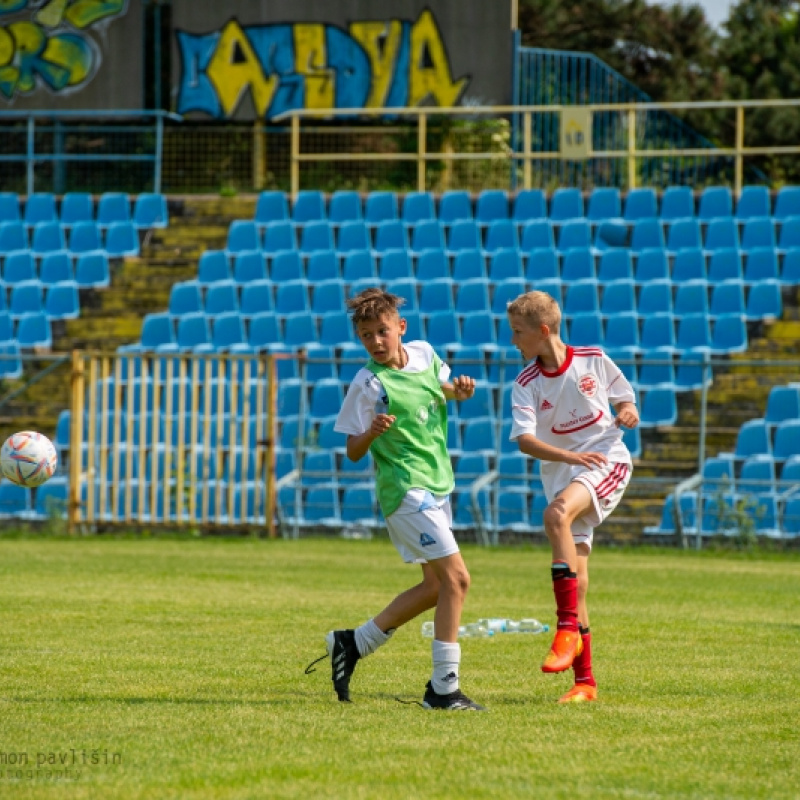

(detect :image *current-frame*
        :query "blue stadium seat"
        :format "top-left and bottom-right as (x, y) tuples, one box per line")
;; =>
(556, 220), (592, 252)
(497, 452), (530, 489)
(0, 192), (20, 223)
(342, 250), (376, 283)
(560, 248), (596, 283)
(630, 219), (665, 252)
(639, 387), (678, 427)
(745, 279), (782, 321)
(488, 248), (523, 281)
(563, 280), (599, 317)
(781, 248), (800, 285)
(666, 219), (702, 252)
(777, 216), (800, 251)
(68, 220), (102, 255)
(476, 190), (509, 226)
(410, 219), (445, 254)
(97, 192), (131, 227)
(140, 312), (175, 349)
(16, 312), (51, 349)
(211, 312), (246, 351)
(176, 313), (211, 351)
(637, 347), (675, 390)
(39, 251), (74, 285)
(740, 217), (776, 252)
(773, 186), (800, 221)
(568, 312), (604, 346)
(299, 220), (334, 255)
(337, 220), (370, 254)
(449, 344), (488, 381)
(587, 187), (622, 224)
(105, 221), (140, 257)
(623, 187), (658, 221)
(0, 311), (14, 342)
(291, 190), (325, 225)
(270, 250), (304, 284)
(133, 193), (168, 229)
(604, 313), (640, 351)
(594, 220), (628, 250)
(340, 486), (378, 524)
(735, 419), (770, 460)
(0, 482), (31, 518)
(460, 313), (496, 349)
(701, 455), (735, 496)
(645, 492), (697, 536)
(709, 280), (745, 318)
(660, 186), (695, 222)
(512, 189), (547, 227)
(601, 279), (636, 316)
(621, 425), (641, 458)
(497, 489), (531, 529)
(22, 193), (56, 228)
(31, 222), (65, 261)
(707, 248), (743, 284)
(452, 249), (486, 281)
(3, 250), (36, 284)
(764, 385), (800, 428)
(698, 186), (733, 221)
(491, 279), (527, 315)
(254, 191), (289, 227)
(455, 279), (491, 314)
(671, 248), (707, 284)
(311, 280), (345, 315)
(439, 191), (472, 226)
(75, 252), (110, 288)
(774, 420), (800, 461)
(283, 314), (317, 347)
(447, 219), (482, 254)
(0, 341), (22, 379)
(262, 220), (297, 255)
(709, 313), (747, 354)
(640, 312), (676, 351)
(336, 341), (362, 382)
(60, 192), (93, 227)
(414, 249), (449, 282)
(10, 281), (43, 318)
(550, 188), (584, 223)
(400, 191), (435, 227)
(460, 418), (497, 453)
(304, 343), (336, 382)
(597, 249), (633, 282)
(325, 190), (361, 226)
(44, 281), (80, 320)
(0, 221), (28, 253)
(232, 251), (267, 285)
(275, 280), (311, 317)
(364, 191), (398, 226)
(426, 310), (460, 349)
(520, 219), (555, 251)
(306, 250), (339, 282)
(419, 278), (454, 314)
(169, 281), (203, 317)
(674, 280), (710, 317)
(675, 347), (712, 391)
(309, 378), (344, 421)
(372, 219), (408, 254)
(196, 250), (230, 285)
(637, 279), (673, 316)
(704, 218), (740, 251)
(676, 313), (712, 352)
(735, 186), (771, 221)
(205, 280), (239, 316)
(743, 247), (779, 283)
(524, 247), (558, 281)
(738, 454), (776, 498)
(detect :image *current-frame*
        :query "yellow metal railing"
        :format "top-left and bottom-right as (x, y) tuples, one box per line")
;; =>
(276, 99), (800, 197)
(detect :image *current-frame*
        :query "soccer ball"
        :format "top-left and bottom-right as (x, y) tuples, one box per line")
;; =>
(0, 431), (58, 488)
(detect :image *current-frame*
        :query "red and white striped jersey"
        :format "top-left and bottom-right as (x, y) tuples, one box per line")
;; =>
(509, 345), (636, 463)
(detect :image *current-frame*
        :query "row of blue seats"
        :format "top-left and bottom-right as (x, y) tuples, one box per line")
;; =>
(730, 418), (800, 462)
(0, 251), (110, 288)
(223, 215), (800, 257)
(0, 192), (168, 229)
(196, 244), (800, 287)
(250, 186), (800, 228)
(164, 275), (783, 324)
(0, 283), (81, 322)
(699, 452), (800, 494)
(0, 220), (140, 258)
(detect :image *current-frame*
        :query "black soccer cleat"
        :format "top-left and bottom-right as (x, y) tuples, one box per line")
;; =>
(325, 629), (361, 703)
(422, 680), (486, 711)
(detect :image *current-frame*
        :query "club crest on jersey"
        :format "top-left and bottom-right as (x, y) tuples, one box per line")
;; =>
(577, 373), (599, 398)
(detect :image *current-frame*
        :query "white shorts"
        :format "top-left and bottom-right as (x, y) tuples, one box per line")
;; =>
(385, 490), (460, 564)
(542, 461), (632, 551)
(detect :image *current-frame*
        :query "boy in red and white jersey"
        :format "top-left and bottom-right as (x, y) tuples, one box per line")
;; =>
(506, 291), (639, 703)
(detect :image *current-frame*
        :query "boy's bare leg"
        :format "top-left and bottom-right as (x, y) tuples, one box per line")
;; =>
(373, 564), (440, 632)
(424, 552), (470, 642)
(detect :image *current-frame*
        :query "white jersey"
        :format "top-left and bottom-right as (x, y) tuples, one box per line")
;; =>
(509, 345), (635, 464)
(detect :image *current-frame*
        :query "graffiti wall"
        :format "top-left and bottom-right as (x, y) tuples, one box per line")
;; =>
(172, 0), (512, 121)
(0, 0), (142, 109)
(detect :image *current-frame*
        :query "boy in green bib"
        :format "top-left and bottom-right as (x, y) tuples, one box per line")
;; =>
(317, 288), (485, 711)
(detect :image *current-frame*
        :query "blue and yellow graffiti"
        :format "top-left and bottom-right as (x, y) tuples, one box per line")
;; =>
(0, 0), (127, 99)
(177, 9), (469, 119)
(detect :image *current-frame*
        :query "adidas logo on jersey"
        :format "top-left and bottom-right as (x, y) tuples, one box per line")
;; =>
(541, 399), (553, 410)
(419, 533), (437, 547)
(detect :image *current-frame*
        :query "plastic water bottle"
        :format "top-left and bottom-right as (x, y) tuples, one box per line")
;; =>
(421, 621), (494, 638)
(421, 621), (435, 638)
(478, 618), (549, 634)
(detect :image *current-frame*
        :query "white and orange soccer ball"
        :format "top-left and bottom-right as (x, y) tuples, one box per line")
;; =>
(0, 431), (58, 488)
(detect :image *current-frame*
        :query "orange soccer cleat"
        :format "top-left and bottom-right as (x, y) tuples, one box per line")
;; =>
(541, 629), (584, 673)
(557, 683), (598, 704)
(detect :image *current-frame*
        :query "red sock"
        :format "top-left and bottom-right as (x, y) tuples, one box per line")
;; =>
(551, 561), (579, 632)
(573, 627), (596, 687)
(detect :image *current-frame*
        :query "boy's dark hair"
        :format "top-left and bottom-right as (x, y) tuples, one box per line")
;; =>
(346, 287), (406, 327)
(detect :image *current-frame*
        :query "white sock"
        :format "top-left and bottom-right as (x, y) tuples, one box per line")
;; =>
(431, 640), (460, 694)
(354, 618), (393, 658)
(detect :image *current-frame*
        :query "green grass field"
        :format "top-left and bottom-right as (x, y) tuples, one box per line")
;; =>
(0, 536), (798, 799)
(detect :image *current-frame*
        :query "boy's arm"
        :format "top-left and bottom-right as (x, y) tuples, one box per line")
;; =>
(516, 433), (609, 469)
(346, 414), (396, 461)
(441, 375), (476, 401)
(613, 401), (640, 428)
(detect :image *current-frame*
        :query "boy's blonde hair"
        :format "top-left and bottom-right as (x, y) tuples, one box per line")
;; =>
(346, 287), (406, 328)
(506, 291), (561, 331)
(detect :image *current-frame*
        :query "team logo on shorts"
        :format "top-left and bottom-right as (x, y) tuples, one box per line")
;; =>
(577, 373), (599, 398)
